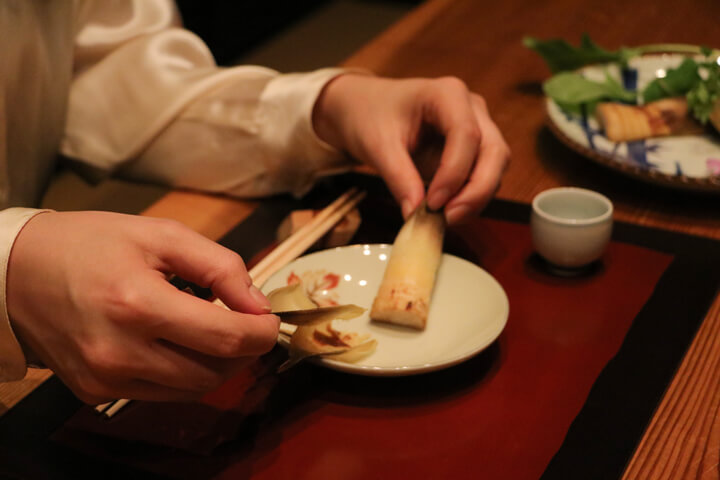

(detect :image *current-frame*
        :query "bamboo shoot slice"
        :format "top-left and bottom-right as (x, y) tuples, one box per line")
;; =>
(596, 97), (703, 142)
(267, 282), (317, 311)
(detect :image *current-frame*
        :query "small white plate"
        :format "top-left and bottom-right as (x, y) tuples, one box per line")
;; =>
(261, 244), (509, 376)
(546, 53), (720, 192)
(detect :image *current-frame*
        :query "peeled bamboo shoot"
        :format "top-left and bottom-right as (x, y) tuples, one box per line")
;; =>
(370, 203), (445, 330)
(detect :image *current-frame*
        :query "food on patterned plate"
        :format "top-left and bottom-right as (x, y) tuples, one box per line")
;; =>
(525, 35), (720, 141)
(596, 97), (704, 142)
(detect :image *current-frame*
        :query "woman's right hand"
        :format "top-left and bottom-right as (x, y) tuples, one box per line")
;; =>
(6, 211), (279, 404)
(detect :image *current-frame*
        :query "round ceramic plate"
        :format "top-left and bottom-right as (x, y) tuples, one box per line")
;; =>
(261, 244), (509, 376)
(546, 54), (720, 192)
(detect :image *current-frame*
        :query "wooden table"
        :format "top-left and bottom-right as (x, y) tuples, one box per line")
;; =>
(2, 0), (719, 477)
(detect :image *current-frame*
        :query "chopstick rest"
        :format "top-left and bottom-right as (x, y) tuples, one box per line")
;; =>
(277, 207), (361, 249)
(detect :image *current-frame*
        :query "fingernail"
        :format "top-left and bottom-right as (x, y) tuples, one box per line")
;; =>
(446, 205), (470, 225)
(249, 285), (272, 311)
(401, 198), (415, 218)
(427, 188), (450, 211)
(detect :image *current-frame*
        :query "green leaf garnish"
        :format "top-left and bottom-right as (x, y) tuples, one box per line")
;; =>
(526, 36), (709, 74)
(642, 58), (701, 103)
(542, 71), (636, 113)
(687, 58), (720, 124)
(523, 34), (635, 73)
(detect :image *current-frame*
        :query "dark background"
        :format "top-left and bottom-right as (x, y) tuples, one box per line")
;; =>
(174, 0), (422, 65)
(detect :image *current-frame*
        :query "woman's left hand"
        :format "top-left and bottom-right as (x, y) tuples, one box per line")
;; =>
(313, 74), (510, 224)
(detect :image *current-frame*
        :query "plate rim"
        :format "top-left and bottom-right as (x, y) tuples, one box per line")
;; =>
(265, 244), (509, 377)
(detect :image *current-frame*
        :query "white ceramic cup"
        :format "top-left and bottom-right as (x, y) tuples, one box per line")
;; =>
(531, 187), (613, 269)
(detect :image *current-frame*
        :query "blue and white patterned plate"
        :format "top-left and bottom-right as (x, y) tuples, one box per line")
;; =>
(546, 54), (720, 193)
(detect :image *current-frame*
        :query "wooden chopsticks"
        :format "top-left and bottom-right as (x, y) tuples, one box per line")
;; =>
(95, 187), (366, 418)
(249, 187), (365, 285)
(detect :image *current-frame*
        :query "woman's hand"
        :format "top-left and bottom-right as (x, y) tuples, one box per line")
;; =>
(313, 74), (510, 224)
(6, 211), (279, 404)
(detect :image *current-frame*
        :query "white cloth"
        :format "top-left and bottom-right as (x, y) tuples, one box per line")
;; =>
(0, 0), (354, 381)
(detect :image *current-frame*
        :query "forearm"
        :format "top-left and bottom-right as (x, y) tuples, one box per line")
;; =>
(119, 68), (355, 198)
(62, 0), (357, 198)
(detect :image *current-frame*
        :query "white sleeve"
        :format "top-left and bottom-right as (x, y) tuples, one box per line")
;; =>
(60, 0), (355, 197)
(0, 209), (50, 381)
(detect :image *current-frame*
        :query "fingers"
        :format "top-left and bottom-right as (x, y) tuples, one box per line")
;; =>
(309, 74), (508, 222)
(67, 305), (262, 403)
(423, 78), (482, 211)
(444, 95), (510, 224)
(373, 142), (426, 218)
(148, 220), (271, 314)
(140, 278), (280, 358)
(416, 79), (509, 224)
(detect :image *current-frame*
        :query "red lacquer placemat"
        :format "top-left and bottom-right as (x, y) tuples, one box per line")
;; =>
(55, 217), (672, 480)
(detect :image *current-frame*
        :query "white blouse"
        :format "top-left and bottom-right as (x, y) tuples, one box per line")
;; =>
(0, 0), (354, 381)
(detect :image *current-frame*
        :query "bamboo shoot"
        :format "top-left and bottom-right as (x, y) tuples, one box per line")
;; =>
(370, 203), (445, 330)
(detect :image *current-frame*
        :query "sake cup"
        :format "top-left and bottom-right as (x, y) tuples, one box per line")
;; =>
(531, 187), (613, 269)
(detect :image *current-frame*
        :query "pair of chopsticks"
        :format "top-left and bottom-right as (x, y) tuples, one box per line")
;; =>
(95, 187), (366, 418)
(247, 187), (365, 286)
